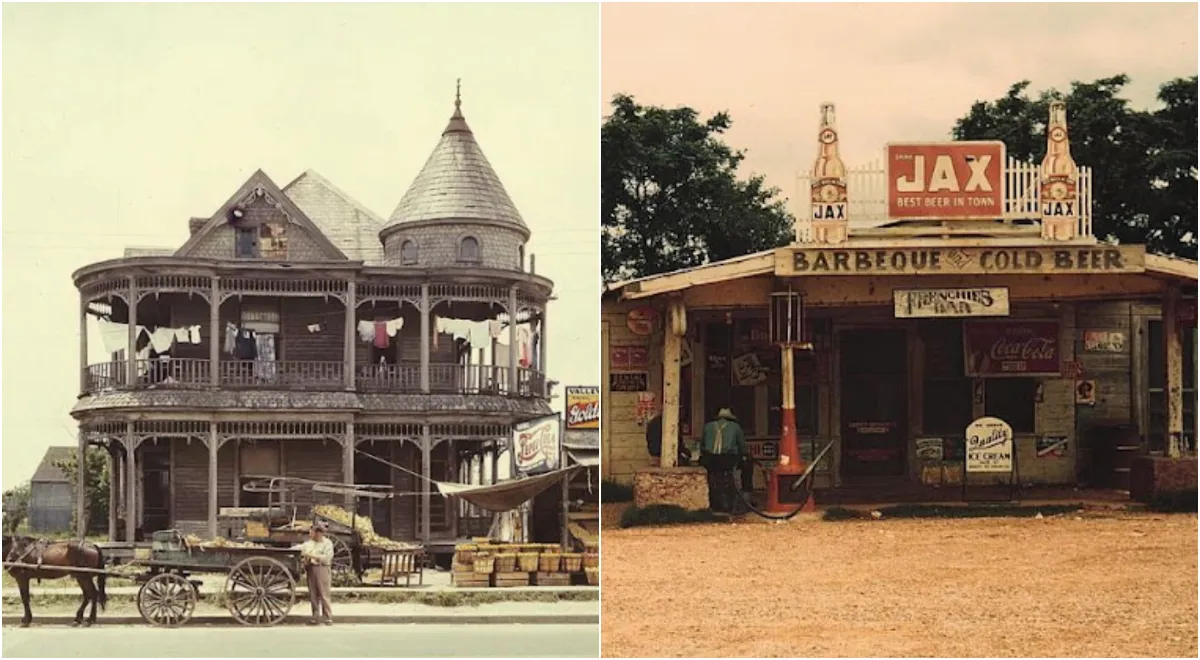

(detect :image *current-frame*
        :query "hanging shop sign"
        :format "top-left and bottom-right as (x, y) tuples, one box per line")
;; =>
(776, 245), (1145, 277)
(627, 307), (657, 336)
(610, 372), (648, 393)
(731, 352), (769, 386)
(893, 287), (1010, 319)
(887, 142), (1005, 220)
(512, 414), (561, 476)
(1083, 330), (1125, 353)
(1036, 435), (1069, 458)
(965, 416), (1013, 473)
(564, 386), (600, 430)
(964, 321), (1060, 377)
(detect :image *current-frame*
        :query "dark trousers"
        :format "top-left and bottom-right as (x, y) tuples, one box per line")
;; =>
(702, 453), (739, 512)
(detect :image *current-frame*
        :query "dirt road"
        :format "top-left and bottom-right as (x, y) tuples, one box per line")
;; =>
(600, 509), (1197, 657)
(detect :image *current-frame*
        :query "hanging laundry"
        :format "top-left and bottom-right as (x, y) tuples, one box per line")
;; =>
(97, 319), (128, 354)
(254, 333), (277, 380)
(386, 318), (404, 337)
(494, 342), (511, 367)
(174, 327), (191, 343)
(488, 320), (503, 339)
(373, 320), (390, 349)
(233, 329), (257, 360)
(189, 325), (202, 344)
(307, 323), (321, 333)
(432, 315), (439, 350)
(149, 327), (177, 353)
(357, 320), (375, 343)
(532, 331), (541, 371)
(516, 327), (532, 368)
(224, 323), (238, 354)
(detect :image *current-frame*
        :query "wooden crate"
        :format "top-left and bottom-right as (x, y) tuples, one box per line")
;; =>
(491, 571), (531, 588)
(452, 570), (491, 588)
(534, 572), (571, 586)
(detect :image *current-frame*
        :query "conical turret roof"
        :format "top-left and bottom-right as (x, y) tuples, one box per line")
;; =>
(383, 87), (526, 233)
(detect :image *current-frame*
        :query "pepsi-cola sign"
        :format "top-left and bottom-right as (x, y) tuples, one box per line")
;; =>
(512, 414), (561, 476)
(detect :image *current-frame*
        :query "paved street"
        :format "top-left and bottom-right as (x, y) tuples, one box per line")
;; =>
(2, 623), (599, 658)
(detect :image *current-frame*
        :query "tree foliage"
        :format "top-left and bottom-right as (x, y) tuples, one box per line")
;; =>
(2, 482), (31, 534)
(953, 75), (1197, 259)
(602, 94), (794, 282)
(54, 447), (110, 533)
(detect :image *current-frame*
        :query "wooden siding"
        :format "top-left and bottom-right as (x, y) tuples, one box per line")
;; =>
(392, 442), (418, 541)
(601, 299), (660, 483)
(282, 298), (345, 362)
(284, 440), (343, 511)
(171, 438), (235, 528)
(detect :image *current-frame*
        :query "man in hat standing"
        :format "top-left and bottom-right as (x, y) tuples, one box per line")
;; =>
(295, 521), (335, 625)
(700, 408), (747, 513)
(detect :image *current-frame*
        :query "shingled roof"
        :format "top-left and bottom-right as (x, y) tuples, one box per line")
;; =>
(383, 93), (526, 233)
(32, 446), (73, 483)
(283, 170), (386, 265)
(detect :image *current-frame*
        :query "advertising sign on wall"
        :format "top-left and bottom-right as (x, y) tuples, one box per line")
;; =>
(1083, 330), (1126, 352)
(564, 386), (600, 430)
(778, 245), (1144, 277)
(610, 372), (648, 392)
(965, 416), (1014, 473)
(512, 414), (561, 476)
(887, 142), (1005, 221)
(1036, 435), (1069, 458)
(893, 287), (1010, 319)
(964, 321), (1061, 377)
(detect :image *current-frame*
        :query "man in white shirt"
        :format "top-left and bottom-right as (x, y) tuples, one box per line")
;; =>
(294, 521), (335, 625)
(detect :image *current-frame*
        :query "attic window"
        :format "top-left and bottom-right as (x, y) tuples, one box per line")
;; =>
(458, 236), (481, 263)
(401, 240), (418, 265)
(235, 227), (259, 258)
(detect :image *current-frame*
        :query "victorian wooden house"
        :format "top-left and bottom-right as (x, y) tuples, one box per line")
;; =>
(71, 96), (553, 557)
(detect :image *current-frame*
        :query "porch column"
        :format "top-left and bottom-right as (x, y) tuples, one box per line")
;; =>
(1164, 284), (1184, 458)
(124, 423), (136, 543)
(420, 426), (432, 542)
(508, 285), (519, 395)
(75, 428), (87, 537)
(108, 444), (118, 541)
(343, 422), (355, 507)
(208, 423), (219, 539)
(210, 277), (220, 387)
(660, 298), (685, 468)
(344, 280), (356, 390)
(539, 307), (548, 396)
(79, 295), (89, 395)
(126, 276), (138, 387)
(420, 284), (430, 393)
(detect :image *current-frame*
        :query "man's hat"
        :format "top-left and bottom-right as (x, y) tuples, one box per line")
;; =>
(717, 408), (737, 420)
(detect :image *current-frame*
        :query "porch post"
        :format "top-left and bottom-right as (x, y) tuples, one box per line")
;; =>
(1164, 284), (1184, 458)
(508, 285), (519, 395)
(208, 423), (219, 539)
(210, 277), (220, 387)
(124, 423), (136, 543)
(420, 284), (430, 393)
(660, 298), (684, 468)
(108, 444), (118, 541)
(539, 307), (548, 396)
(343, 422), (355, 507)
(79, 295), (89, 395)
(126, 276), (138, 387)
(420, 425), (432, 542)
(75, 428), (87, 537)
(344, 280), (356, 390)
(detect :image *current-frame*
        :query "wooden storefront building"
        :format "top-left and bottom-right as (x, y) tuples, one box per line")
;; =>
(602, 103), (1197, 502)
(71, 95), (554, 553)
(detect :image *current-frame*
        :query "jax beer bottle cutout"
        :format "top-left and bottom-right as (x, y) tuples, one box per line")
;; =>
(1039, 101), (1079, 241)
(810, 103), (849, 245)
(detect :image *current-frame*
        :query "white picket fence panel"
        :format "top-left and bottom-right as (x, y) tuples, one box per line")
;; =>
(795, 157), (1093, 242)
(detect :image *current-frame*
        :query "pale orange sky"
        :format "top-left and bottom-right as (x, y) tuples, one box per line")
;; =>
(602, 2), (1198, 218)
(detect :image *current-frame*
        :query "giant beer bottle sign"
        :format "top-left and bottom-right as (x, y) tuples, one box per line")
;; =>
(810, 103), (849, 244)
(1040, 101), (1079, 240)
(965, 416), (1014, 473)
(887, 141), (1005, 220)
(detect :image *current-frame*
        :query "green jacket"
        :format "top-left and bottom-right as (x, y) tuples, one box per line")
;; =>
(700, 419), (747, 456)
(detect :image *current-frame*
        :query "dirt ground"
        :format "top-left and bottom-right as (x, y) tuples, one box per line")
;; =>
(601, 506), (1198, 658)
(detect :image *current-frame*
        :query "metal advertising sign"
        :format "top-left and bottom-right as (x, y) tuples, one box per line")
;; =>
(564, 386), (600, 430)
(893, 287), (1010, 319)
(1083, 330), (1126, 353)
(512, 414), (561, 476)
(965, 416), (1014, 473)
(1036, 435), (1069, 458)
(964, 321), (1060, 377)
(887, 142), (1005, 220)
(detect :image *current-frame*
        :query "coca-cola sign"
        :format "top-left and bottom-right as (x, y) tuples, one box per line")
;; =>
(964, 321), (1061, 377)
(512, 414), (561, 476)
(565, 386), (600, 430)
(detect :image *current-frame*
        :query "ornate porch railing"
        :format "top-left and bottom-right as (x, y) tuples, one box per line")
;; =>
(217, 360), (344, 388)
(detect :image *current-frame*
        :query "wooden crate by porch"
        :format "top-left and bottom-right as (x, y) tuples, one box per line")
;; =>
(451, 570), (490, 588)
(492, 571), (531, 587)
(533, 572), (571, 586)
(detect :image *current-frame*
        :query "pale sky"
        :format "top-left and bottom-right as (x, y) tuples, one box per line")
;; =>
(2, 3), (600, 486)
(603, 2), (1198, 219)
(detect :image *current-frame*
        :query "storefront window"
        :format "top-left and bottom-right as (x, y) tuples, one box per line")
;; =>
(1147, 320), (1197, 452)
(921, 322), (973, 435)
(984, 378), (1037, 433)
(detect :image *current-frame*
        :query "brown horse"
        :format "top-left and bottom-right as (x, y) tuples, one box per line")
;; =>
(3, 536), (108, 627)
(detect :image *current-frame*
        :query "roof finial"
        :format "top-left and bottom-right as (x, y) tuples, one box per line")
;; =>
(455, 78), (461, 110)
(444, 77), (470, 133)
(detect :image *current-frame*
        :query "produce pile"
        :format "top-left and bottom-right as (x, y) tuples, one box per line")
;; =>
(312, 504), (420, 551)
(183, 534), (265, 549)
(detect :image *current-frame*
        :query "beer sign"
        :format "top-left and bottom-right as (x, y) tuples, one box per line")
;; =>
(965, 321), (1060, 377)
(564, 386), (600, 430)
(887, 142), (1005, 220)
(965, 416), (1013, 473)
(512, 414), (561, 476)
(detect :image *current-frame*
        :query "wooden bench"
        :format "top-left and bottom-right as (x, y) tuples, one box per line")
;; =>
(379, 548), (424, 587)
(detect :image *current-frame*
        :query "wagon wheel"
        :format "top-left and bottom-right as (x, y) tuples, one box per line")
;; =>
(330, 536), (358, 586)
(225, 556), (296, 627)
(137, 573), (198, 628)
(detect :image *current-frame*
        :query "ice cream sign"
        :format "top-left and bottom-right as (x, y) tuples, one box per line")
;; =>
(512, 414), (561, 475)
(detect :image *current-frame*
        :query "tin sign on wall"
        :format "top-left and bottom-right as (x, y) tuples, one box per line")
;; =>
(965, 416), (1014, 473)
(893, 287), (1010, 318)
(512, 414), (561, 476)
(964, 320), (1060, 377)
(887, 142), (1005, 221)
(564, 386), (600, 430)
